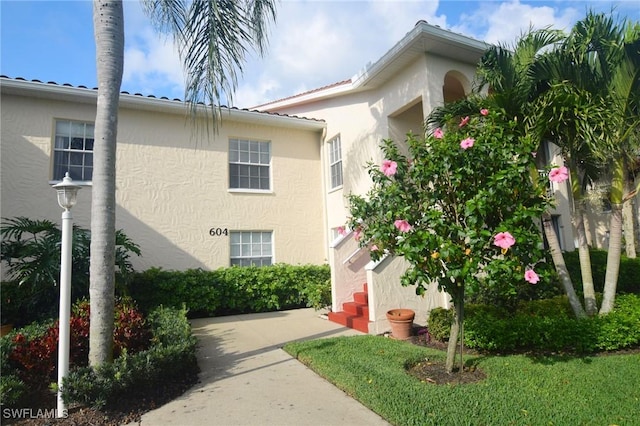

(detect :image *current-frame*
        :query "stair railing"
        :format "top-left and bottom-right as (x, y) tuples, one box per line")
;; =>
(329, 230), (371, 316)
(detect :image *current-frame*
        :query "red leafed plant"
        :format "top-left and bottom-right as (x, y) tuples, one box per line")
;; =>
(8, 298), (151, 386)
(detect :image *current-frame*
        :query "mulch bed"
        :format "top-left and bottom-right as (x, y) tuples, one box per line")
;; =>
(393, 329), (487, 385)
(3, 372), (199, 426)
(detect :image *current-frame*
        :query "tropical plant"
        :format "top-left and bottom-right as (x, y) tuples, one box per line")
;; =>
(0, 217), (141, 325)
(346, 108), (549, 373)
(89, 0), (277, 366)
(427, 28), (587, 319)
(530, 12), (640, 315)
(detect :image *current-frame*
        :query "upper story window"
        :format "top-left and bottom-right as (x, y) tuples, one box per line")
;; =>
(230, 231), (273, 267)
(229, 139), (271, 190)
(53, 120), (94, 181)
(328, 135), (343, 189)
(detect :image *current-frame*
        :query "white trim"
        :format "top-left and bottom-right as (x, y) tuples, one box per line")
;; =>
(227, 189), (274, 195)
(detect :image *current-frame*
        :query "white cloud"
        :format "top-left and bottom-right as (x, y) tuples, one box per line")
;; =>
(233, 0), (452, 107)
(115, 0), (625, 108)
(451, 0), (581, 45)
(122, 2), (183, 98)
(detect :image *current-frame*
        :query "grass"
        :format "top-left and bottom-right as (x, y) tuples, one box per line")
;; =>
(283, 335), (640, 426)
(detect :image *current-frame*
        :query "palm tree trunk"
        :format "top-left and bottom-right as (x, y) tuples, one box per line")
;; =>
(568, 166), (597, 316)
(89, 0), (124, 367)
(623, 176), (637, 258)
(542, 212), (586, 318)
(601, 158), (625, 314)
(572, 203), (597, 316)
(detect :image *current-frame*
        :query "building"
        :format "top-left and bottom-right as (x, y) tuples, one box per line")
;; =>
(2, 21), (635, 334)
(1, 77), (328, 271)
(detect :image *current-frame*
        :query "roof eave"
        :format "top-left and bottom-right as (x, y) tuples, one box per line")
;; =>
(259, 22), (489, 111)
(0, 77), (326, 132)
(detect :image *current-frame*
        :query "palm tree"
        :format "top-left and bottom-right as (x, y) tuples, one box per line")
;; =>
(90, 0), (125, 366)
(531, 12), (640, 315)
(599, 20), (640, 313)
(427, 28), (587, 319)
(89, 0), (277, 366)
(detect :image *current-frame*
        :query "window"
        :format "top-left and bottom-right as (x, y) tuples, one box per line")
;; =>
(230, 231), (273, 266)
(229, 139), (271, 190)
(53, 120), (94, 181)
(328, 136), (343, 189)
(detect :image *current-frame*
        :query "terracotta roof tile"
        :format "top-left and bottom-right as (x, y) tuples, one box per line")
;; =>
(1, 75), (324, 123)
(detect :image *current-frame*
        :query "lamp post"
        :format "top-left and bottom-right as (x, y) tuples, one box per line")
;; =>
(52, 172), (81, 418)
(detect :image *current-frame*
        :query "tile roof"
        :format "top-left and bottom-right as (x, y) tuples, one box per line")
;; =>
(252, 79), (352, 109)
(0, 75), (325, 124)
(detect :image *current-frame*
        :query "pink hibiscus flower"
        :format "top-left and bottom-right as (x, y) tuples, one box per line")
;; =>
(494, 231), (516, 250)
(394, 219), (412, 233)
(548, 166), (569, 183)
(480, 108), (489, 116)
(459, 116), (470, 127)
(460, 137), (475, 150)
(524, 269), (540, 284)
(433, 128), (444, 139)
(381, 160), (398, 177)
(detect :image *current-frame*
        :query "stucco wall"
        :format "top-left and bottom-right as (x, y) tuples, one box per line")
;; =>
(1, 90), (326, 272)
(268, 54), (478, 236)
(366, 255), (450, 335)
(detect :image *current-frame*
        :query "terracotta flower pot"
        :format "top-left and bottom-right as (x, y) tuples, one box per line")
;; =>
(386, 308), (415, 340)
(1, 324), (14, 337)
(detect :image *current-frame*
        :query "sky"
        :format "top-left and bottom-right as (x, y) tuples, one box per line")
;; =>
(1, 0), (639, 108)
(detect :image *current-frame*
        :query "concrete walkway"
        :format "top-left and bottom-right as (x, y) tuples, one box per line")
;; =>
(136, 308), (391, 425)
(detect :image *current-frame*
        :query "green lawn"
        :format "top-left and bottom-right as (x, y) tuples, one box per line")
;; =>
(284, 335), (640, 426)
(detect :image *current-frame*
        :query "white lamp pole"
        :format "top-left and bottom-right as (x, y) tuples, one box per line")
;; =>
(52, 172), (81, 418)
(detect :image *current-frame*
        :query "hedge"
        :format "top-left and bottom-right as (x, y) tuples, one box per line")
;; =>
(428, 294), (640, 353)
(563, 249), (640, 294)
(126, 264), (331, 317)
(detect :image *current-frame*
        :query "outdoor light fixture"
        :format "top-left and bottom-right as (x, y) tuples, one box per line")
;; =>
(51, 172), (82, 417)
(53, 172), (81, 210)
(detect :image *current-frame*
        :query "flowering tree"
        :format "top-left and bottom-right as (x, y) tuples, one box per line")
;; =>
(346, 108), (550, 373)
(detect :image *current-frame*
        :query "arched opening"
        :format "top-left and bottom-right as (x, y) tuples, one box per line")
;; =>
(443, 71), (470, 104)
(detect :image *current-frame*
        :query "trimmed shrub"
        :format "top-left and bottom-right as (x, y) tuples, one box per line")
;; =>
(0, 374), (26, 407)
(426, 308), (453, 342)
(61, 305), (198, 409)
(563, 249), (640, 294)
(128, 264), (331, 316)
(429, 294), (640, 353)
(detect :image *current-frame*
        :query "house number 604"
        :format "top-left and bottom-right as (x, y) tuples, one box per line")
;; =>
(209, 228), (229, 237)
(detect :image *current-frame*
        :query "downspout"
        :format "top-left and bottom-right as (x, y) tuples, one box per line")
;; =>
(319, 127), (329, 261)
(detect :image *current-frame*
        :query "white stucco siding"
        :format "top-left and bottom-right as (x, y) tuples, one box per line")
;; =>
(115, 109), (326, 269)
(1, 88), (326, 273)
(421, 53), (478, 113)
(266, 54), (479, 236)
(1, 94), (94, 228)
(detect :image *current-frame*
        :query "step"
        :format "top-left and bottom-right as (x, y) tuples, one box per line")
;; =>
(328, 311), (369, 334)
(353, 291), (368, 305)
(343, 301), (369, 318)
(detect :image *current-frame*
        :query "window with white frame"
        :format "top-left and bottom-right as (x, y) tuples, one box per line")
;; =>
(229, 139), (271, 190)
(230, 231), (273, 266)
(328, 135), (343, 189)
(53, 120), (94, 181)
